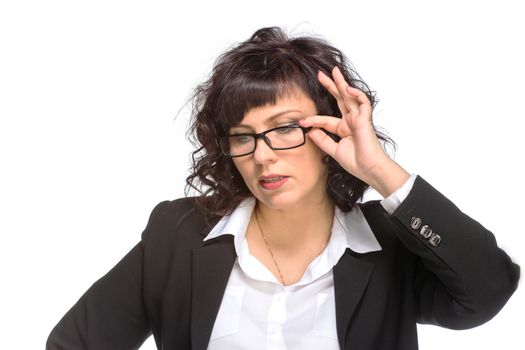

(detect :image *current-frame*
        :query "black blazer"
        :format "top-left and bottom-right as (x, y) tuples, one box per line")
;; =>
(46, 176), (520, 350)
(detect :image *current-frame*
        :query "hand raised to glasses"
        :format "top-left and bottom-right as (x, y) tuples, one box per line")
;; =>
(299, 66), (410, 198)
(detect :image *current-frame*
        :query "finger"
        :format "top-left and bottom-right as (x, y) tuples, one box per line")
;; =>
(299, 115), (352, 136)
(318, 70), (349, 116)
(345, 85), (373, 122)
(345, 85), (372, 108)
(306, 128), (339, 157)
(332, 66), (361, 116)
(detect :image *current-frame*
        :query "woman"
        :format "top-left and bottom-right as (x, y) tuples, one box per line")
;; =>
(46, 26), (520, 350)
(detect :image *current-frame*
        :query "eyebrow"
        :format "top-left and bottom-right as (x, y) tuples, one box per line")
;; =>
(233, 109), (304, 129)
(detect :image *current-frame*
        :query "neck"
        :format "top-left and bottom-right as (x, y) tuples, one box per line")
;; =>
(253, 196), (335, 251)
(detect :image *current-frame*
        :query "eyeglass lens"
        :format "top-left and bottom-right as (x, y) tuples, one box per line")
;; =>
(223, 126), (305, 156)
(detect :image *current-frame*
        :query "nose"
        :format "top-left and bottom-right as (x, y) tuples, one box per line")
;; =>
(252, 136), (278, 165)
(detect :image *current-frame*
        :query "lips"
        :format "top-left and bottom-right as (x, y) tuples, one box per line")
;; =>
(258, 175), (289, 190)
(258, 174), (289, 182)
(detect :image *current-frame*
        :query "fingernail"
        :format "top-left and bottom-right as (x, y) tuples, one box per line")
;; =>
(299, 118), (310, 125)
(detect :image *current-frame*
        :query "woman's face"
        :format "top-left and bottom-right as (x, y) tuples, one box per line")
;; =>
(230, 90), (329, 211)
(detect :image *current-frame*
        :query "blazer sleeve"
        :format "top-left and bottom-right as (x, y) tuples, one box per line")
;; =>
(388, 175), (520, 329)
(45, 200), (170, 350)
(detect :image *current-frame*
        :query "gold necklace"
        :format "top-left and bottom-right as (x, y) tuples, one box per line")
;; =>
(253, 207), (331, 287)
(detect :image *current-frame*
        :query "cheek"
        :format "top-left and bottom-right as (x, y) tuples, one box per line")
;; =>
(302, 147), (329, 179)
(231, 158), (252, 179)
(303, 143), (327, 166)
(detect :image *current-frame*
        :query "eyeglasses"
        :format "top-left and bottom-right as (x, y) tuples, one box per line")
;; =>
(217, 124), (313, 157)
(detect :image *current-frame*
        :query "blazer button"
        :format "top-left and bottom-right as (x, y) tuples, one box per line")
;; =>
(410, 217), (423, 230)
(420, 225), (433, 239)
(429, 233), (442, 247)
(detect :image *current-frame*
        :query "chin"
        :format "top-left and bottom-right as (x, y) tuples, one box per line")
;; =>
(253, 191), (302, 211)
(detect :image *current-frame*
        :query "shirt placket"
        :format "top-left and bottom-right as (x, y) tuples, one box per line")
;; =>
(266, 287), (288, 349)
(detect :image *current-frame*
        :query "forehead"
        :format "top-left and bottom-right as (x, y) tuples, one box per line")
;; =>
(234, 91), (317, 129)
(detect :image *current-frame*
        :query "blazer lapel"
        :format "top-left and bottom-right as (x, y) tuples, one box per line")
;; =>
(191, 235), (236, 350)
(333, 250), (375, 349)
(188, 204), (376, 350)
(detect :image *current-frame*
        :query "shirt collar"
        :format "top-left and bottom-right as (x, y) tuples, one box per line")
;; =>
(203, 197), (382, 256)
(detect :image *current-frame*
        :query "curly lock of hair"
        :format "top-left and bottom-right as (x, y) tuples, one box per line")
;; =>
(184, 26), (396, 221)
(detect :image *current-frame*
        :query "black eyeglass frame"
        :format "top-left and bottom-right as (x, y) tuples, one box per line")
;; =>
(217, 124), (313, 157)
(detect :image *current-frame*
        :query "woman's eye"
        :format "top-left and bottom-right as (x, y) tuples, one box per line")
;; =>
(275, 125), (297, 134)
(232, 135), (252, 144)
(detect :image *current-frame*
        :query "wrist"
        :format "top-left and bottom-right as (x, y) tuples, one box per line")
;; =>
(366, 158), (410, 198)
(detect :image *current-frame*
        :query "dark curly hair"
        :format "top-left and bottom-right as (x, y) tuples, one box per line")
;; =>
(184, 26), (395, 220)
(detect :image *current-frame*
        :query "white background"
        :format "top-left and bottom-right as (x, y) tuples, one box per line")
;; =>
(1, 0), (523, 349)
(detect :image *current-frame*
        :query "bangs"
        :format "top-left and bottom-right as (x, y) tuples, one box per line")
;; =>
(214, 57), (314, 135)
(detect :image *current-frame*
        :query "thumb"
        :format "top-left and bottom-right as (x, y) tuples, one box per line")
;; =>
(307, 128), (338, 157)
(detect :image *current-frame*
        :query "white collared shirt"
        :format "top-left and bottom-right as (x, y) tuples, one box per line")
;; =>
(203, 175), (417, 350)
